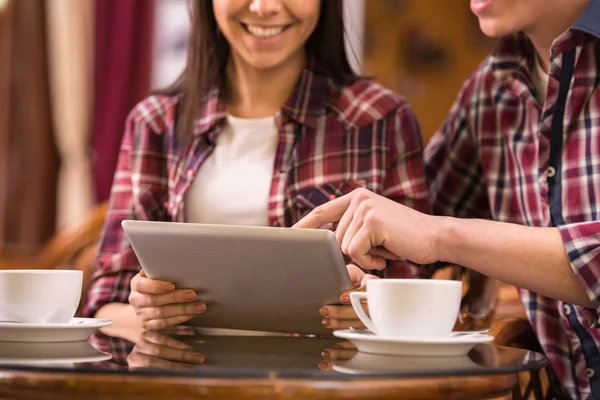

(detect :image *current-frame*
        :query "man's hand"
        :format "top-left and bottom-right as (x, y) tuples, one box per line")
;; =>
(294, 189), (441, 269)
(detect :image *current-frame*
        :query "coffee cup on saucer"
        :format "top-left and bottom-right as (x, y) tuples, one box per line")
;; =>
(0, 270), (82, 324)
(350, 279), (462, 338)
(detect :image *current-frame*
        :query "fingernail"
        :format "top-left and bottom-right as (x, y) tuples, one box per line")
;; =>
(194, 303), (206, 312)
(185, 291), (196, 300)
(340, 295), (349, 303)
(165, 284), (175, 291)
(321, 350), (330, 359)
(322, 318), (330, 327)
(319, 307), (329, 317)
(318, 361), (329, 370)
(193, 354), (205, 363)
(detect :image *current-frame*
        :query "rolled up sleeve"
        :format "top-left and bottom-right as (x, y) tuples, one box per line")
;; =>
(559, 221), (600, 324)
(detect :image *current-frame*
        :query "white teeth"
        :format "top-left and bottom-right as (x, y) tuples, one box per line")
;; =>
(246, 25), (284, 38)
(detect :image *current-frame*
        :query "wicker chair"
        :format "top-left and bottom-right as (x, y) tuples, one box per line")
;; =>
(0, 202), (108, 316)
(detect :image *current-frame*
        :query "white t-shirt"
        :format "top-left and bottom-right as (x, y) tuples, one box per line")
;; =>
(185, 115), (278, 226)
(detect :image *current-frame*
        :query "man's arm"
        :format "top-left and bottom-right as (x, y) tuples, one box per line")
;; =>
(438, 216), (594, 308)
(294, 190), (597, 310)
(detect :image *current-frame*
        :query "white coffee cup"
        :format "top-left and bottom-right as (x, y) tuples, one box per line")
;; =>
(0, 270), (82, 324)
(350, 279), (462, 338)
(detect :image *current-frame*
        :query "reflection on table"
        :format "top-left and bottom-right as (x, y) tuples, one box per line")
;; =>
(83, 326), (546, 379)
(0, 325), (548, 400)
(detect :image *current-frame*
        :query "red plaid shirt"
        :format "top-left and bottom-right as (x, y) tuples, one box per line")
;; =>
(87, 332), (131, 370)
(425, 8), (600, 398)
(84, 68), (430, 319)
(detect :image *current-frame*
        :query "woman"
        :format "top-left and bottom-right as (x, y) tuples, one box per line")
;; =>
(83, 0), (430, 331)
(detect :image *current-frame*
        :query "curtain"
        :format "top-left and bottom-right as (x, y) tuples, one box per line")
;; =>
(46, 0), (95, 228)
(2, 0), (60, 257)
(92, 0), (155, 203)
(0, 0), (12, 250)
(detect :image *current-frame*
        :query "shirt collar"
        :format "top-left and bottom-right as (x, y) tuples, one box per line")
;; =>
(191, 65), (330, 139)
(491, 1), (600, 87)
(572, 0), (600, 39)
(491, 33), (535, 88)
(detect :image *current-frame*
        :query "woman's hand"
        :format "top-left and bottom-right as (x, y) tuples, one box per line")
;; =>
(129, 270), (206, 330)
(127, 329), (205, 370)
(319, 264), (378, 330)
(318, 341), (357, 371)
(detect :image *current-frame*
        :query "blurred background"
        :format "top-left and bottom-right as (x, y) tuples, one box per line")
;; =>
(0, 0), (496, 260)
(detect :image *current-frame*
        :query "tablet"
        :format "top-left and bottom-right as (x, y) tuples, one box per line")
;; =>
(121, 220), (353, 335)
(176, 334), (344, 372)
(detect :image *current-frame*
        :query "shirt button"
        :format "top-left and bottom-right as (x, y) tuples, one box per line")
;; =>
(563, 304), (571, 316)
(186, 169), (195, 179)
(548, 166), (556, 178)
(587, 368), (595, 378)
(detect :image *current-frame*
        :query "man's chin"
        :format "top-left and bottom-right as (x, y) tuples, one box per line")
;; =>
(477, 20), (516, 39)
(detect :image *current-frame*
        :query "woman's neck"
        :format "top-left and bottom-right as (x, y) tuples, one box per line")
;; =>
(526, 1), (589, 72)
(224, 51), (306, 118)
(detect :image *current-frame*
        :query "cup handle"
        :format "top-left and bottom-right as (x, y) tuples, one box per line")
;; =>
(349, 292), (377, 334)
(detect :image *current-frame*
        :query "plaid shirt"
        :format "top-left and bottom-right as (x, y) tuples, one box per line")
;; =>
(87, 332), (132, 370)
(83, 67), (430, 319)
(425, 4), (600, 398)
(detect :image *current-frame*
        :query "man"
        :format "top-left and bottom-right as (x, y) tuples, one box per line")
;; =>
(295, 0), (600, 398)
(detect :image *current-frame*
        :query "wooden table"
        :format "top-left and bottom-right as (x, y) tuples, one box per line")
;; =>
(0, 328), (547, 400)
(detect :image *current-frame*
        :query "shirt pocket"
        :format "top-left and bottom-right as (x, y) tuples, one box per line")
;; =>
(286, 180), (365, 225)
(286, 180), (365, 266)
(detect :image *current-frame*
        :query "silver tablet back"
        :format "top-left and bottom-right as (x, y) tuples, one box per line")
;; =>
(122, 220), (353, 335)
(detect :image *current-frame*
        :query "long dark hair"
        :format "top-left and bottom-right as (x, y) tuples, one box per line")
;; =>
(162, 0), (359, 140)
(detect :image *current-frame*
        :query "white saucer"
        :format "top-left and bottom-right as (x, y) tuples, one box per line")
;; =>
(0, 318), (112, 342)
(333, 329), (494, 357)
(0, 340), (112, 367)
(332, 352), (480, 374)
